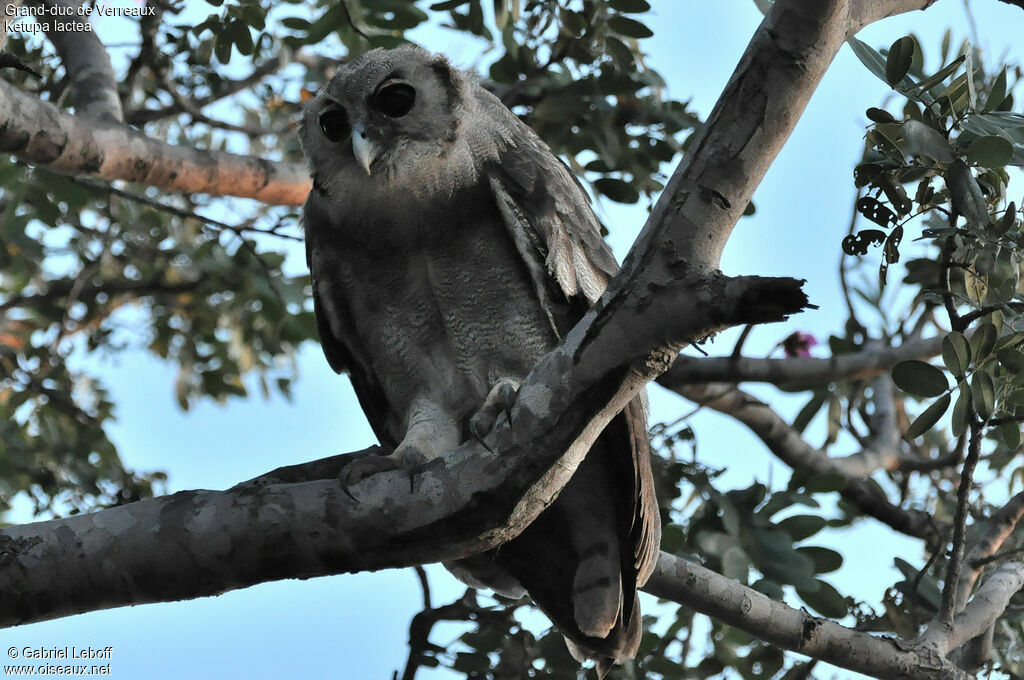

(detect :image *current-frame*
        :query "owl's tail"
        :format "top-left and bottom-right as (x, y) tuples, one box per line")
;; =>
(488, 399), (659, 673)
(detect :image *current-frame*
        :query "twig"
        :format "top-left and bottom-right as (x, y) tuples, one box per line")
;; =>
(413, 566), (431, 610)
(939, 233), (965, 332)
(940, 420), (982, 623)
(70, 177), (303, 242)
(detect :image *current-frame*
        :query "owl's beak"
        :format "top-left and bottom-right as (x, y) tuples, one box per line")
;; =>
(351, 124), (377, 176)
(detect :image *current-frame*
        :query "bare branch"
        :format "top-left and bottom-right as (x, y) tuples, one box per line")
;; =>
(940, 422), (983, 623)
(0, 78), (310, 204)
(658, 337), (943, 390)
(645, 552), (970, 680)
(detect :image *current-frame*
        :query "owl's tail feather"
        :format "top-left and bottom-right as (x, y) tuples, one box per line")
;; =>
(564, 590), (642, 677)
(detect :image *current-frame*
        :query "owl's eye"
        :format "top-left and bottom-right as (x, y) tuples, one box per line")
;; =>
(318, 106), (350, 143)
(373, 82), (416, 118)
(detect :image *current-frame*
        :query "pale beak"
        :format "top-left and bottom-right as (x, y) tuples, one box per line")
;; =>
(351, 124), (377, 175)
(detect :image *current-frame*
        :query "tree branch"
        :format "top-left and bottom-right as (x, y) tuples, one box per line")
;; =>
(918, 561), (1024, 654)
(658, 336), (943, 390)
(645, 552), (970, 680)
(0, 78), (310, 204)
(680, 383), (944, 542)
(957, 491), (1024, 609)
(0, 268), (808, 627)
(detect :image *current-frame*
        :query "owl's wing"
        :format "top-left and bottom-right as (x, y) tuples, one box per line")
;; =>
(477, 93), (619, 312)
(477, 89), (662, 596)
(303, 190), (396, 448)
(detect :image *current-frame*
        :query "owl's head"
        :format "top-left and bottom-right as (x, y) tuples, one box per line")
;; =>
(300, 46), (466, 189)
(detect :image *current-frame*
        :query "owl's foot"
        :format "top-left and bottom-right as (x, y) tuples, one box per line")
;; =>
(468, 378), (521, 450)
(339, 446), (430, 497)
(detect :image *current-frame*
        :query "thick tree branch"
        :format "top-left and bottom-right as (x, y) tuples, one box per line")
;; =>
(0, 78), (310, 204)
(0, 272), (807, 627)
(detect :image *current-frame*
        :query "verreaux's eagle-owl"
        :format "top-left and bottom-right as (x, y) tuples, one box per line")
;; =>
(299, 46), (661, 674)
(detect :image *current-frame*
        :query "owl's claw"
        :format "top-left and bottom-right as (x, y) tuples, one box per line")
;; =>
(339, 446), (431, 496)
(468, 378), (521, 451)
(469, 418), (496, 454)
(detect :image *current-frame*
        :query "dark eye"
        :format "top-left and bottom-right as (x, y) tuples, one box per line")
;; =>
(373, 82), (416, 118)
(318, 105), (350, 143)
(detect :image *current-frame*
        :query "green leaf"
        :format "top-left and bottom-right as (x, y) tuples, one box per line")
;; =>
(802, 473), (847, 494)
(985, 69), (1008, 111)
(229, 20), (253, 56)
(748, 528), (817, 589)
(796, 546), (843, 574)
(902, 119), (955, 162)
(906, 394), (951, 438)
(971, 371), (995, 420)
(607, 15), (653, 38)
(946, 161), (990, 229)
(430, 0), (469, 9)
(609, 0), (651, 11)
(886, 36), (915, 86)
(907, 54), (966, 96)
(892, 360), (949, 397)
(592, 177), (640, 203)
(1000, 421), (1021, 449)
(995, 201), (1017, 235)
(847, 38), (890, 86)
(952, 385), (971, 438)
(866, 107), (895, 124)
(967, 135), (1015, 168)
(797, 580), (849, 618)
(998, 347), (1024, 375)
(970, 322), (998, 362)
(214, 30), (233, 64)
(792, 391), (827, 433)
(722, 546), (750, 583)
(942, 332), (971, 377)
(778, 515), (827, 541)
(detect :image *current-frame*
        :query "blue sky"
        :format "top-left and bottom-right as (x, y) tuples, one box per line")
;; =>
(4, 2), (1024, 679)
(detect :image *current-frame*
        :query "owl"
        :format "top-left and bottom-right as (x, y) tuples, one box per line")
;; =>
(299, 46), (660, 675)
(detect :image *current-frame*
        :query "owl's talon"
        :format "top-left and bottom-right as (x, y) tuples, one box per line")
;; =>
(338, 448), (432, 496)
(498, 381), (518, 426)
(469, 415), (496, 454)
(469, 378), (522, 447)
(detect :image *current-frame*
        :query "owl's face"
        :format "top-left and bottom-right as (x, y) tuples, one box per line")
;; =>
(300, 46), (462, 187)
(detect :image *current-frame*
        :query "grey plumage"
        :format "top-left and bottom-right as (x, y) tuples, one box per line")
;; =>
(299, 46), (660, 674)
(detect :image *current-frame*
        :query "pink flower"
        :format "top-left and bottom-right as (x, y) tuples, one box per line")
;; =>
(782, 331), (818, 358)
